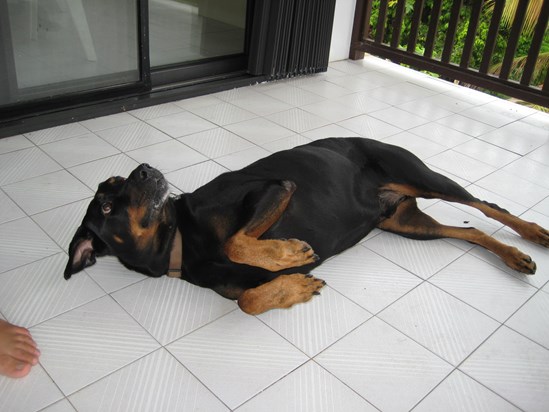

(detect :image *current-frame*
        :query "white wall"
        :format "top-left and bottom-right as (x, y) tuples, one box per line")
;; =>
(329, 0), (357, 62)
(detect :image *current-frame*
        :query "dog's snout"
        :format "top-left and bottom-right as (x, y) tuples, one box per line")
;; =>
(139, 163), (152, 180)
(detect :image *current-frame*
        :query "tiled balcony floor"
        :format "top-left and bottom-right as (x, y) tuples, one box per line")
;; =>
(1, 56), (549, 412)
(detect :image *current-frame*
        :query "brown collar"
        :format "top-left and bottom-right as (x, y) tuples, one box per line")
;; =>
(166, 228), (183, 278)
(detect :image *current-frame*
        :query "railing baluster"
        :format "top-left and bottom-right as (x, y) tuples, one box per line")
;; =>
(390, 0), (407, 49)
(480, 0), (505, 74)
(407, 0), (425, 53)
(425, 0), (443, 58)
(500, 0), (529, 80)
(442, 0), (463, 63)
(521, 0), (549, 86)
(375, 0), (389, 44)
(460, 0), (484, 68)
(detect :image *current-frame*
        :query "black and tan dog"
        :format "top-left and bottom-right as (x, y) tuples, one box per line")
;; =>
(64, 138), (548, 314)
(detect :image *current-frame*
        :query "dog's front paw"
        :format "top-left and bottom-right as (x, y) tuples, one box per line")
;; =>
(276, 239), (319, 268)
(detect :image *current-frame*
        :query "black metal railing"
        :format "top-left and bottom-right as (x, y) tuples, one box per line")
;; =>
(350, 0), (549, 107)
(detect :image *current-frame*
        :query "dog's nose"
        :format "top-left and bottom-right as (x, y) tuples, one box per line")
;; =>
(139, 163), (152, 180)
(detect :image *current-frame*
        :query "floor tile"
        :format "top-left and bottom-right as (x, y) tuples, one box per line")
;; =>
(82, 256), (146, 294)
(112, 277), (237, 345)
(258, 286), (371, 356)
(128, 102), (185, 120)
(302, 99), (362, 123)
(502, 157), (549, 189)
(147, 111), (217, 138)
(383, 132), (447, 160)
(397, 97), (455, 121)
(312, 245), (422, 314)
(369, 107), (430, 130)
(533, 195), (549, 217)
(301, 123), (361, 140)
(330, 60), (371, 74)
(236, 361), (377, 412)
(430, 254), (536, 322)
(167, 310), (308, 409)
(31, 296), (160, 395)
(165, 160), (228, 193)
(296, 80), (353, 99)
(379, 282), (499, 365)
(0, 189), (25, 225)
(68, 154), (140, 190)
(40, 399), (76, 412)
(0, 253), (105, 327)
(363, 82), (438, 105)
(215, 146), (271, 171)
(174, 94), (224, 110)
(526, 144), (549, 166)
(459, 105), (518, 128)
(127, 140), (207, 173)
(266, 108), (331, 133)
(0, 147), (61, 186)
(365, 232), (465, 279)
(224, 117), (295, 144)
(316, 317), (452, 412)
(262, 85), (328, 106)
(409, 122), (473, 148)
(0, 364), (64, 412)
(426, 150), (496, 182)
(262, 134), (311, 153)
(230, 92), (293, 116)
(444, 87), (498, 106)
(96, 122), (171, 152)
(338, 114), (402, 139)
(436, 114), (496, 137)
(0, 134), (33, 154)
(478, 121), (548, 155)
(459, 184), (528, 217)
(506, 291), (549, 349)
(522, 111), (549, 131)
(460, 326), (549, 412)
(188, 102), (257, 126)
(40, 133), (120, 168)
(0, 217), (61, 273)
(414, 370), (520, 412)
(454, 139), (520, 168)
(332, 91), (391, 113)
(178, 127), (254, 158)
(24, 123), (89, 145)
(69, 349), (229, 412)
(80, 113), (138, 132)
(3, 170), (93, 215)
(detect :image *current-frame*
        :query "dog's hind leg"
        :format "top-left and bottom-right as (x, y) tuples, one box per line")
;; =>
(237, 274), (326, 315)
(224, 180), (319, 271)
(377, 197), (537, 274)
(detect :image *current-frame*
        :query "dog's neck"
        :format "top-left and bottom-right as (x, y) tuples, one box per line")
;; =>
(166, 227), (183, 278)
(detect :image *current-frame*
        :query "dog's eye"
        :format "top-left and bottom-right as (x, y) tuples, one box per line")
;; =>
(101, 201), (113, 215)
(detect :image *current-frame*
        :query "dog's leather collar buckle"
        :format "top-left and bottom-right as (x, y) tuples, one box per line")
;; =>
(166, 228), (182, 278)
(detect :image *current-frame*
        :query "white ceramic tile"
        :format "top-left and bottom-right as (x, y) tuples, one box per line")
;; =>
(0, 217), (61, 273)
(127, 140), (207, 173)
(178, 127), (254, 158)
(68, 154), (140, 190)
(0, 253), (105, 327)
(338, 114), (402, 139)
(506, 291), (549, 349)
(80, 113), (138, 132)
(301, 123), (361, 140)
(96, 122), (171, 152)
(414, 370), (520, 412)
(0, 364), (64, 412)
(459, 106), (518, 128)
(301, 99), (362, 123)
(454, 139), (520, 168)
(478, 121), (548, 155)
(533, 195), (549, 217)
(313, 245), (422, 313)
(165, 160), (228, 193)
(266, 108), (331, 133)
(460, 326), (549, 412)
(458, 184), (528, 217)
(365, 232), (465, 279)
(363, 82), (438, 105)
(0, 147), (61, 186)
(502, 157), (549, 189)
(262, 134), (312, 153)
(370, 107), (430, 130)
(215, 146), (272, 171)
(297, 80), (353, 99)
(409, 122), (473, 148)
(430, 254), (536, 322)
(40, 399), (76, 412)
(167, 310), (308, 409)
(82, 256), (146, 293)
(330, 60), (371, 74)
(225, 117), (295, 144)
(426, 150), (497, 182)
(3, 170), (93, 215)
(397, 97), (455, 120)
(436, 114), (496, 137)
(383, 132), (447, 160)
(316, 317), (452, 412)
(32, 296), (159, 395)
(236, 361), (377, 412)
(25, 123), (89, 145)
(258, 286), (371, 356)
(475, 170), (549, 208)
(327, 75), (389, 92)
(526, 144), (549, 166)
(214, 87), (265, 102)
(40, 133), (120, 168)
(522, 111), (549, 130)
(69, 349), (229, 412)
(188, 102), (257, 126)
(0, 135), (33, 154)
(147, 111), (217, 138)
(174, 94), (224, 110)
(230, 92), (293, 116)
(379, 282), (499, 365)
(112, 277), (237, 345)
(129, 102), (185, 120)
(0, 189), (25, 225)
(357, 70), (403, 87)
(444, 87), (497, 105)
(262, 85), (326, 106)
(333, 91), (391, 113)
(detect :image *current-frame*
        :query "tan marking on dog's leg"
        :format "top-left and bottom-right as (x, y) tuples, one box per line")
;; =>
(238, 274), (326, 315)
(224, 231), (318, 271)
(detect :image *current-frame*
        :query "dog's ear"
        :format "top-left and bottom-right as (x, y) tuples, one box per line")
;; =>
(64, 225), (108, 279)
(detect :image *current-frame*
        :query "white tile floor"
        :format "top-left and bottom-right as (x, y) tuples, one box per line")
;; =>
(1, 56), (549, 412)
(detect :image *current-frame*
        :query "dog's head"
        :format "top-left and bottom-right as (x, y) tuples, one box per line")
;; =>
(64, 163), (176, 279)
